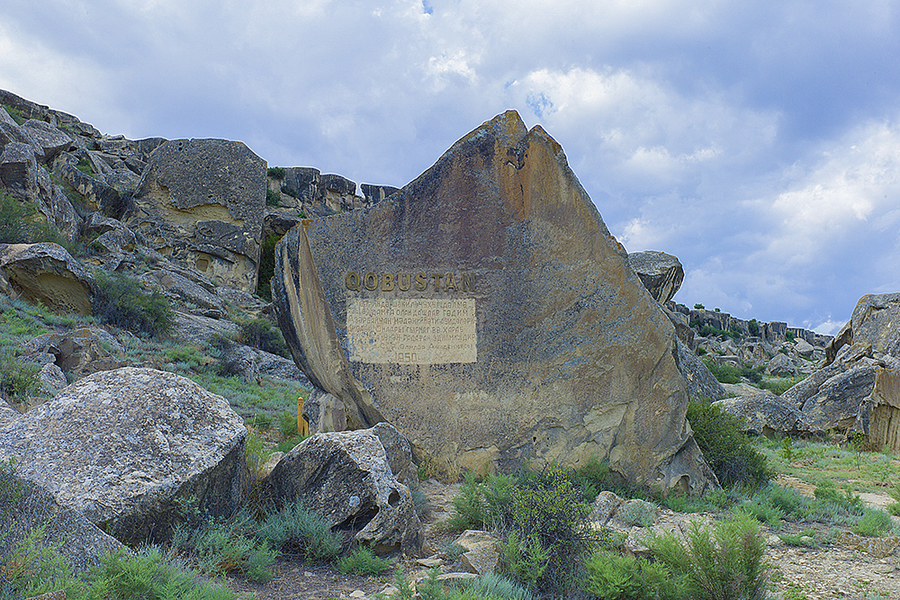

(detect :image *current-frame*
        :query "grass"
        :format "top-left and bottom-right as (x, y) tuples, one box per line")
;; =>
(754, 436), (900, 495)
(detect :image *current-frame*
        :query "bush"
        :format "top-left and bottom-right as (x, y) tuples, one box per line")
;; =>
(267, 167), (286, 179)
(0, 348), (39, 401)
(853, 508), (893, 537)
(447, 472), (516, 531)
(92, 269), (174, 338)
(686, 402), (772, 488)
(255, 234), (282, 301)
(81, 546), (240, 599)
(0, 192), (37, 244)
(648, 512), (769, 600)
(237, 317), (289, 357)
(265, 188), (281, 206)
(583, 551), (678, 600)
(464, 572), (534, 600)
(170, 510), (276, 582)
(499, 529), (548, 591)
(256, 500), (342, 561)
(336, 546), (391, 575)
(509, 463), (596, 593)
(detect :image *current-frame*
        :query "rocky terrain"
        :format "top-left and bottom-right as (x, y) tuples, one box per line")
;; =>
(1, 89), (899, 599)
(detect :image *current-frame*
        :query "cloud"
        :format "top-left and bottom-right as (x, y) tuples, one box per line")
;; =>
(1, 0), (899, 332)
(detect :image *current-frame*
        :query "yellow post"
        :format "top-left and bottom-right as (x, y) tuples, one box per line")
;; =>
(297, 395), (309, 437)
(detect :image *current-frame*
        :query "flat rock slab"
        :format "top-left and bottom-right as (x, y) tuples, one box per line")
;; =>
(274, 111), (713, 492)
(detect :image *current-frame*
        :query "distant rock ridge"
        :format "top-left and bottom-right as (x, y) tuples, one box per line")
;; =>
(667, 302), (832, 348)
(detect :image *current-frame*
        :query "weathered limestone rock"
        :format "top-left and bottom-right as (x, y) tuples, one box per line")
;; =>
(263, 424), (422, 554)
(274, 111), (714, 493)
(21, 119), (73, 161)
(0, 367), (249, 545)
(855, 368), (900, 453)
(128, 139), (266, 292)
(627, 250), (684, 303)
(713, 394), (819, 437)
(782, 360), (880, 431)
(766, 352), (799, 377)
(676, 339), (727, 402)
(589, 490), (625, 525)
(453, 530), (500, 576)
(139, 267), (228, 318)
(0, 399), (20, 427)
(0, 243), (94, 315)
(1, 471), (126, 573)
(23, 327), (125, 377)
(0, 143), (80, 240)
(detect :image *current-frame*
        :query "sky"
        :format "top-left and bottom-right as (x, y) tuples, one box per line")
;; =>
(1, 0), (898, 335)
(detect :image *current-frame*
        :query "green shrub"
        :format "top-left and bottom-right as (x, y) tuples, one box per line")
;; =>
(510, 463), (596, 593)
(265, 188), (281, 206)
(0, 191), (37, 244)
(256, 500), (342, 561)
(447, 472), (516, 531)
(170, 510), (276, 582)
(336, 546), (391, 575)
(583, 551), (678, 600)
(463, 572), (534, 600)
(237, 317), (289, 357)
(499, 529), (548, 591)
(255, 234), (282, 301)
(267, 166), (286, 179)
(80, 546), (240, 599)
(91, 269), (174, 338)
(853, 508), (893, 537)
(778, 529), (819, 547)
(748, 319), (760, 336)
(0, 348), (39, 400)
(702, 359), (740, 384)
(648, 512), (769, 600)
(619, 501), (657, 528)
(687, 402), (772, 488)
(758, 376), (804, 395)
(576, 456), (620, 501)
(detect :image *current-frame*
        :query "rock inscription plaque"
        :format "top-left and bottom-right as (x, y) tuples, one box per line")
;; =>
(347, 298), (476, 364)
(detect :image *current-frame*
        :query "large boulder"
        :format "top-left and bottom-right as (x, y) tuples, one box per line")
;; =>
(826, 292), (900, 363)
(22, 327), (125, 377)
(127, 139), (266, 292)
(675, 339), (726, 402)
(0, 367), (249, 545)
(856, 368), (900, 453)
(263, 423), (422, 554)
(273, 111), (714, 493)
(627, 250), (684, 303)
(0, 242), (94, 315)
(1, 468), (126, 573)
(781, 359), (880, 431)
(713, 394), (819, 437)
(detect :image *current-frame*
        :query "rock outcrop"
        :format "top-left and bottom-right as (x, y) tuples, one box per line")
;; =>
(0, 367), (249, 545)
(0, 242), (95, 315)
(274, 111), (714, 494)
(264, 423), (422, 554)
(127, 139), (267, 292)
(627, 250), (684, 304)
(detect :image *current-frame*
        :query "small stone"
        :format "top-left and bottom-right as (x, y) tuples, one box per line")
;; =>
(417, 557), (443, 567)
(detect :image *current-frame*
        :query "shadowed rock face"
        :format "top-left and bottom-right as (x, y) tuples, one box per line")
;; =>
(273, 111), (714, 493)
